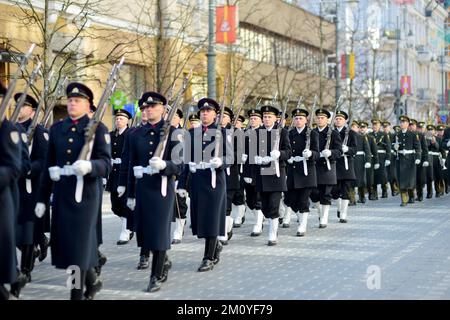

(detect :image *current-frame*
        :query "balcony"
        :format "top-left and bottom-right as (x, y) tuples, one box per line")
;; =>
(417, 88), (436, 101)
(379, 80), (396, 98)
(416, 45), (432, 64)
(379, 29), (398, 51)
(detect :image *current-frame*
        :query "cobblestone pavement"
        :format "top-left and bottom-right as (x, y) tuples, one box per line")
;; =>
(19, 191), (450, 300)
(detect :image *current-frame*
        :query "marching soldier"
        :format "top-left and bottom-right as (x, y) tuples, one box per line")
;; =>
(107, 107), (134, 245)
(171, 109), (189, 245)
(442, 125), (450, 193)
(35, 82), (110, 300)
(383, 121), (399, 196)
(242, 109), (264, 237)
(118, 102), (151, 269)
(188, 113), (201, 128)
(177, 98), (226, 272)
(409, 120), (428, 202)
(393, 116), (421, 206)
(310, 108), (342, 229)
(0, 82), (25, 300)
(437, 124), (449, 194)
(351, 121), (372, 204)
(252, 105), (291, 245)
(370, 119), (391, 199)
(14, 93), (49, 284)
(359, 121), (379, 201)
(218, 106), (238, 245)
(425, 124), (439, 198)
(230, 114), (247, 228)
(285, 108), (319, 236)
(331, 110), (357, 223)
(126, 92), (181, 292)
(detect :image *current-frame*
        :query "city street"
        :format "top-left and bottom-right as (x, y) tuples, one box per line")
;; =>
(18, 191), (450, 300)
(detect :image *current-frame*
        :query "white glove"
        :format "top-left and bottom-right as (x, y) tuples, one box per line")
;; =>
(287, 158), (294, 164)
(241, 154), (248, 163)
(441, 159), (446, 167)
(394, 143), (399, 151)
(117, 186), (126, 197)
(210, 157), (223, 169)
(127, 198), (136, 210)
(261, 157), (272, 165)
(374, 163), (380, 170)
(302, 149), (312, 159)
(102, 178), (107, 186)
(35, 202), (46, 218)
(177, 189), (187, 198)
(270, 150), (280, 160)
(48, 166), (61, 181)
(385, 160), (391, 167)
(72, 160), (92, 176)
(365, 162), (371, 169)
(133, 166), (144, 179)
(149, 157), (167, 171)
(322, 149), (332, 158)
(415, 159), (421, 165)
(423, 161), (429, 167)
(244, 177), (252, 184)
(254, 156), (263, 165)
(342, 145), (349, 154)
(447, 140), (450, 148)
(188, 162), (197, 173)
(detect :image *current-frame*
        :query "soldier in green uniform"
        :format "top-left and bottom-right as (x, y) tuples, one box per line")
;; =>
(383, 121), (399, 196)
(394, 116), (421, 206)
(370, 119), (391, 198)
(438, 124), (449, 193)
(359, 121), (379, 201)
(408, 120), (428, 202)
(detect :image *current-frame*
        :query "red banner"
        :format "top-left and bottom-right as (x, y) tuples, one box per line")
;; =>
(216, 5), (237, 44)
(400, 75), (412, 95)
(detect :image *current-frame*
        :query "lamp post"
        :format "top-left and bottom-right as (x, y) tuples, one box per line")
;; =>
(207, 0), (216, 100)
(394, 14), (402, 125)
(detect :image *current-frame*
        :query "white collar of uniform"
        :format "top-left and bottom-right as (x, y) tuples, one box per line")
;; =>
(118, 127), (127, 135)
(265, 125), (275, 132)
(337, 126), (344, 133)
(402, 129), (407, 133)
(318, 126), (327, 132)
(296, 126), (305, 134)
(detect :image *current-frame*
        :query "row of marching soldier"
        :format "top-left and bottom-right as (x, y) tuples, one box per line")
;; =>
(2, 71), (450, 299)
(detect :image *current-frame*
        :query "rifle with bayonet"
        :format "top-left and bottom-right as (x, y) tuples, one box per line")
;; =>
(271, 88), (291, 177)
(210, 76), (229, 189)
(9, 61), (42, 123)
(26, 70), (54, 146)
(153, 71), (192, 196)
(324, 96), (344, 171)
(0, 43), (36, 125)
(303, 95), (318, 176)
(73, 57), (125, 203)
(41, 76), (68, 128)
(290, 95), (304, 129)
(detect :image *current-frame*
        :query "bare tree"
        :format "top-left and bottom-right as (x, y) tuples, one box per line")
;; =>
(6, 0), (130, 118)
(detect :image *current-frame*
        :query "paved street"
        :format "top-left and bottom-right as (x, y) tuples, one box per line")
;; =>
(20, 191), (450, 300)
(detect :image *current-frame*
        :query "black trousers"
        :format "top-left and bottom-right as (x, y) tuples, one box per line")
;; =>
(172, 193), (188, 220)
(232, 180), (246, 206)
(260, 191), (282, 219)
(151, 250), (166, 278)
(286, 188), (312, 213)
(310, 185), (333, 205)
(331, 180), (353, 200)
(244, 184), (261, 210)
(111, 190), (133, 219)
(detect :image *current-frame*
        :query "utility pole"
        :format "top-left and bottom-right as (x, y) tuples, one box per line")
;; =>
(207, 0), (216, 100)
(335, 0), (340, 101)
(394, 14), (401, 125)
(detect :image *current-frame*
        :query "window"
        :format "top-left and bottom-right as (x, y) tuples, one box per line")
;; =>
(116, 63), (147, 101)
